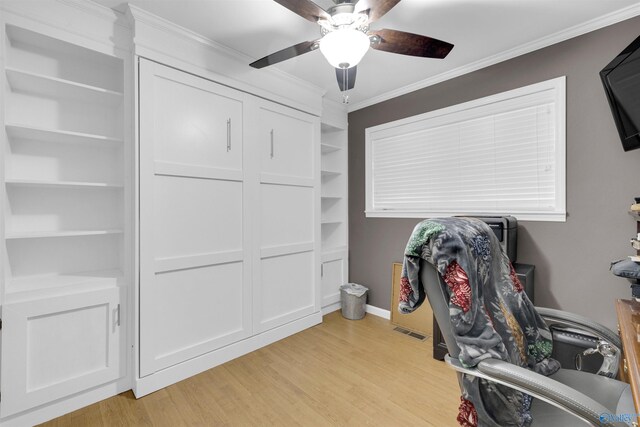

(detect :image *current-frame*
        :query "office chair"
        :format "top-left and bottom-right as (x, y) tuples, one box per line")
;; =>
(420, 256), (634, 426)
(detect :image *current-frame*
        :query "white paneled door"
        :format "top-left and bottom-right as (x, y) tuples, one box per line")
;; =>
(254, 102), (320, 333)
(139, 60), (251, 376)
(1, 287), (123, 417)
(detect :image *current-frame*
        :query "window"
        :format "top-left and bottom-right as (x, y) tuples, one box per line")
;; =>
(365, 77), (566, 222)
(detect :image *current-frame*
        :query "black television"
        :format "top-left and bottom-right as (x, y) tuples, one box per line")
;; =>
(600, 34), (640, 152)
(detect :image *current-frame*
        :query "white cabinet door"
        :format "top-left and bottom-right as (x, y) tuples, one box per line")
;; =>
(0, 287), (123, 417)
(145, 61), (243, 173)
(255, 101), (320, 333)
(321, 257), (345, 308)
(139, 59), (251, 376)
(259, 103), (315, 184)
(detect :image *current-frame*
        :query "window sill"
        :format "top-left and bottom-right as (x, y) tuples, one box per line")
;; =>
(364, 210), (566, 222)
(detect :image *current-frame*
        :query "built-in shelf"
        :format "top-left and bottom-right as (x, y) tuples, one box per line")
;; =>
(6, 229), (124, 239)
(6, 67), (123, 105)
(321, 143), (342, 154)
(5, 123), (123, 146)
(5, 25), (124, 83)
(5, 270), (122, 302)
(321, 169), (341, 178)
(320, 107), (348, 310)
(320, 120), (347, 263)
(5, 179), (124, 189)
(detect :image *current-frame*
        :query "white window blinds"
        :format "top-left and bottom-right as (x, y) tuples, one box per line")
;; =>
(365, 77), (566, 221)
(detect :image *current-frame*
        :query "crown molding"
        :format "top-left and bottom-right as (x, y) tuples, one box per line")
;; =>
(0, 0), (122, 23)
(127, 5), (325, 100)
(60, 0), (124, 24)
(348, 2), (640, 112)
(127, 5), (246, 63)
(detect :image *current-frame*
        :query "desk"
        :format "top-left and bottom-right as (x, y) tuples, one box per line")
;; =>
(615, 299), (640, 413)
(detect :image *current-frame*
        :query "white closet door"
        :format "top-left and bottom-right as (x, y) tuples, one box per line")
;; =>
(139, 60), (251, 376)
(254, 101), (320, 333)
(0, 287), (123, 417)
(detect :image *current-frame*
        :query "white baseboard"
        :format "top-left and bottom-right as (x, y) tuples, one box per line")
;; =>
(133, 311), (322, 397)
(365, 304), (391, 320)
(321, 301), (341, 315)
(323, 302), (391, 320)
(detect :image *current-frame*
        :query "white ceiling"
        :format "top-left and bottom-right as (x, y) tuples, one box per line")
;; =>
(93, 0), (640, 110)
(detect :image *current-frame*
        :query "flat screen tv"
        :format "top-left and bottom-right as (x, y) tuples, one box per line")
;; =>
(600, 34), (640, 152)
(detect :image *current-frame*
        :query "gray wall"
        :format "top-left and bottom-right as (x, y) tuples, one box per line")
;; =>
(348, 16), (640, 329)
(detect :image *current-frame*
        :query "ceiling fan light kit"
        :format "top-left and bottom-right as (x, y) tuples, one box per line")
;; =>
(250, 0), (454, 96)
(319, 28), (370, 69)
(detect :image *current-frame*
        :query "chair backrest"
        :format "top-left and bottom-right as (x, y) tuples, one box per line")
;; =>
(419, 258), (460, 359)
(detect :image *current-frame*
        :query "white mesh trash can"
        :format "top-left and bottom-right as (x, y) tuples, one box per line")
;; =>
(340, 283), (368, 320)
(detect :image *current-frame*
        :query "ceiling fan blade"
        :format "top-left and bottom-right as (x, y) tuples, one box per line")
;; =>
(354, 0), (401, 23)
(272, 0), (330, 23)
(369, 29), (453, 59)
(336, 66), (357, 92)
(250, 40), (318, 69)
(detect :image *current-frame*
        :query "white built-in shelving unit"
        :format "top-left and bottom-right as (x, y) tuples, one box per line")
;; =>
(1, 19), (129, 420)
(3, 24), (125, 302)
(320, 100), (348, 312)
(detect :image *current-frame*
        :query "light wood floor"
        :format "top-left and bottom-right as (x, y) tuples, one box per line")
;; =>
(40, 312), (460, 426)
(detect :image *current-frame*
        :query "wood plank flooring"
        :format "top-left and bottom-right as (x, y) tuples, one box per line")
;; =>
(40, 312), (460, 426)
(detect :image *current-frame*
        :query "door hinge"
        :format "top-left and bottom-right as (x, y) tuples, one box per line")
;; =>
(0, 318), (3, 330)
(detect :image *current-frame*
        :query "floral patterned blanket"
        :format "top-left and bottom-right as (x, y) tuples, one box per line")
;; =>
(399, 217), (560, 427)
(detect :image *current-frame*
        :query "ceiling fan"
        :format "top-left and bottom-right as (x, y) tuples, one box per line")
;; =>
(249, 0), (454, 95)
